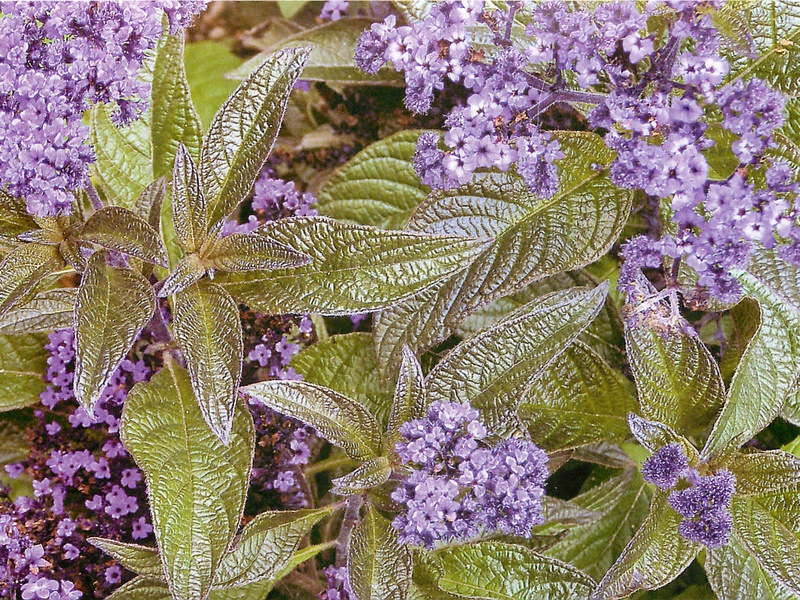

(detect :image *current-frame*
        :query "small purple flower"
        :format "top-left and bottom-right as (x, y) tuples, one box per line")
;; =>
(668, 470), (736, 548)
(641, 443), (690, 490)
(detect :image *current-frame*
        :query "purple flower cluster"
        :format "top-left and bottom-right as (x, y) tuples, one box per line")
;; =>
(641, 444), (735, 548)
(318, 565), (352, 600)
(391, 401), (549, 548)
(320, 0), (349, 22)
(0, 1), (205, 217)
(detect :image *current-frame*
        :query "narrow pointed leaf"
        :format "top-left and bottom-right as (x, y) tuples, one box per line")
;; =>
(0, 190), (38, 248)
(0, 288), (77, 335)
(208, 233), (311, 273)
(172, 144), (208, 254)
(332, 457), (392, 496)
(74, 253), (155, 414)
(158, 254), (206, 298)
(706, 536), (796, 600)
(120, 362), (254, 600)
(105, 577), (172, 600)
(387, 346), (427, 442)
(200, 46), (310, 228)
(242, 380), (383, 460)
(79, 206), (169, 267)
(88, 538), (162, 578)
(426, 284), (608, 435)
(134, 178), (167, 233)
(216, 217), (489, 315)
(0, 242), (64, 317)
(0, 334), (48, 411)
(173, 281), (243, 444)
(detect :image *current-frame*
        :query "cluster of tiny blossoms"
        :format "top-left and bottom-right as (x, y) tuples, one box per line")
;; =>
(392, 401), (549, 548)
(641, 443), (736, 547)
(318, 565), (352, 600)
(0, 1), (205, 216)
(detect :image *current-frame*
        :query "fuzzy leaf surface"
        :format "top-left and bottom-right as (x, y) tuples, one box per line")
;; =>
(0, 288), (77, 335)
(0, 191), (38, 248)
(0, 334), (47, 411)
(172, 144), (208, 254)
(332, 457), (392, 496)
(105, 577), (172, 600)
(728, 450), (800, 496)
(88, 538), (162, 578)
(158, 254), (206, 298)
(79, 206), (169, 267)
(0, 243), (64, 317)
(626, 413), (700, 464)
(706, 536), (796, 600)
(208, 233), (311, 273)
(387, 346), (427, 443)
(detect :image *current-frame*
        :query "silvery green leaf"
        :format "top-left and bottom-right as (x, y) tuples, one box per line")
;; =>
(348, 505), (413, 600)
(173, 281), (243, 444)
(721, 297), (760, 384)
(242, 380), (383, 460)
(386, 346), (427, 443)
(216, 217), (489, 315)
(426, 284), (608, 435)
(541, 496), (603, 527)
(626, 413), (700, 464)
(207, 232), (311, 273)
(74, 252), (156, 415)
(172, 144), (208, 254)
(374, 131), (633, 374)
(316, 131), (429, 229)
(0, 334), (47, 412)
(120, 361), (254, 600)
(59, 239), (86, 273)
(0, 190), (38, 249)
(105, 577), (172, 600)
(212, 506), (333, 589)
(133, 178), (167, 234)
(518, 341), (636, 451)
(591, 491), (700, 599)
(706, 536), (796, 600)
(88, 538), (162, 578)
(158, 254), (206, 298)
(0, 288), (77, 335)
(435, 542), (595, 600)
(79, 206), (169, 267)
(200, 46), (310, 228)
(727, 450), (800, 496)
(291, 333), (394, 428)
(332, 457), (392, 496)
(0, 242), (65, 317)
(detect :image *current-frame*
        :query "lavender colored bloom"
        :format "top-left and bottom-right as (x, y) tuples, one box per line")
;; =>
(319, 565), (352, 600)
(320, 0), (349, 21)
(668, 470), (736, 548)
(641, 443), (690, 490)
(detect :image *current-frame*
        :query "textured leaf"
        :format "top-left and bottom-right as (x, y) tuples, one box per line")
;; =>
(158, 254), (206, 298)
(518, 341), (637, 451)
(387, 346), (427, 443)
(706, 536), (796, 600)
(151, 32), (203, 179)
(626, 413), (700, 464)
(105, 577), (172, 600)
(0, 191), (38, 248)
(74, 253), (155, 414)
(173, 281), (243, 444)
(625, 323), (726, 438)
(79, 206), (169, 267)
(291, 333), (394, 428)
(242, 380), (383, 460)
(134, 178), (167, 234)
(332, 457), (392, 496)
(728, 450), (800, 496)
(88, 538), (162, 578)
(349, 505), (412, 600)
(317, 131), (428, 228)
(208, 233), (311, 273)
(721, 297), (760, 384)
(120, 362), (254, 600)
(426, 284), (608, 435)
(212, 506), (333, 589)
(435, 542), (595, 600)
(200, 47), (310, 228)
(0, 288), (77, 335)
(592, 491), (700, 599)
(373, 131), (633, 373)
(217, 217), (489, 315)
(0, 334), (47, 411)
(172, 144), (208, 254)
(0, 242), (64, 317)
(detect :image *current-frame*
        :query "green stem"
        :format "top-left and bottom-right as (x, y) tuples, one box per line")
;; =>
(305, 455), (360, 477)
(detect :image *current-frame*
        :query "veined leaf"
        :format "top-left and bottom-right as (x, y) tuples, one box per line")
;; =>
(0, 242), (64, 317)
(0, 190), (38, 248)
(242, 380), (383, 460)
(134, 178), (167, 235)
(291, 333), (394, 428)
(172, 144), (208, 254)
(435, 542), (595, 600)
(200, 46), (310, 228)
(173, 281), (243, 444)
(728, 450), (800, 496)
(387, 346), (427, 443)
(74, 253), (155, 414)
(332, 457), (392, 496)
(158, 253), (206, 298)
(0, 288), (77, 335)
(0, 334), (48, 412)
(79, 206), (169, 267)
(317, 130), (429, 229)
(721, 297), (760, 384)
(626, 413), (700, 464)
(426, 284), (608, 435)
(216, 217), (489, 315)
(518, 341), (637, 451)
(89, 538), (162, 578)
(208, 233), (311, 273)
(105, 577), (172, 600)
(706, 536), (796, 600)
(120, 362), (254, 600)
(592, 491), (700, 599)
(349, 505), (413, 600)
(212, 506), (333, 589)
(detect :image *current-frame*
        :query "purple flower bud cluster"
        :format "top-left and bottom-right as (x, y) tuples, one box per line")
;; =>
(0, 1), (205, 217)
(641, 444), (735, 548)
(318, 565), (352, 600)
(391, 401), (549, 548)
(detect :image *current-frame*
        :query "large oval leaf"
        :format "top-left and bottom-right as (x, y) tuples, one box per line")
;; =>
(0, 334), (47, 412)
(706, 536), (796, 600)
(0, 288), (76, 335)
(208, 233), (311, 273)
(79, 206), (169, 267)
(0, 242), (65, 317)
(120, 361), (254, 600)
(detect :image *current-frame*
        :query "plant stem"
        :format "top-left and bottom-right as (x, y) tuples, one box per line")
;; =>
(305, 455), (360, 477)
(335, 495), (363, 568)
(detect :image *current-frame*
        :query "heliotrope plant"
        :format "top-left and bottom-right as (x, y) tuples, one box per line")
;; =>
(2, 1), (800, 599)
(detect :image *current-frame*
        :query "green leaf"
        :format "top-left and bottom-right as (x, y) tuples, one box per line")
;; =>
(518, 341), (637, 451)
(435, 542), (595, 600)
(241, 380), (383, 460)
(158, 253), (206, 298)
(74, 252), (156, 414)
(207, 233), (311, 273)
(0, 242), (65, 317)
(0, 334), (47, 411)
(625, 323), (726, 438)
(349, 505), (413, 600)
(172, 144), (208, 254)
(105, 577), (172, 600)
(0, 191), (38, 249)
(721, 297), (760, 384)
(151, 32), (203, 179)
(88, 538), (162, 578)
(728, 450), (800, 496)
(173, 281), (243, 444)
(134, 178), (167, 235)
(79, 206), (169, 267)
(332, 457), (392, 496)
(426, 284), (608, 435)
(592, 491), (700, 599)
(374, 131), (633, 373)
(706, 536), (796, 600)
(212, 506), (333, 589)
(207, 582), (272, 600)
(291, 332), (395, 428)
(200, 46), (310, 228)
(120, 361), (254, 600)
(184, 41), (242, 130)
(216, 217), (489, 315)
(0, 416), (31, 464)
(626, 413), (700, 464)
(387, 346), (427, 443)
(316, 130), (428, 229)
(0, 288), (76, 335)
